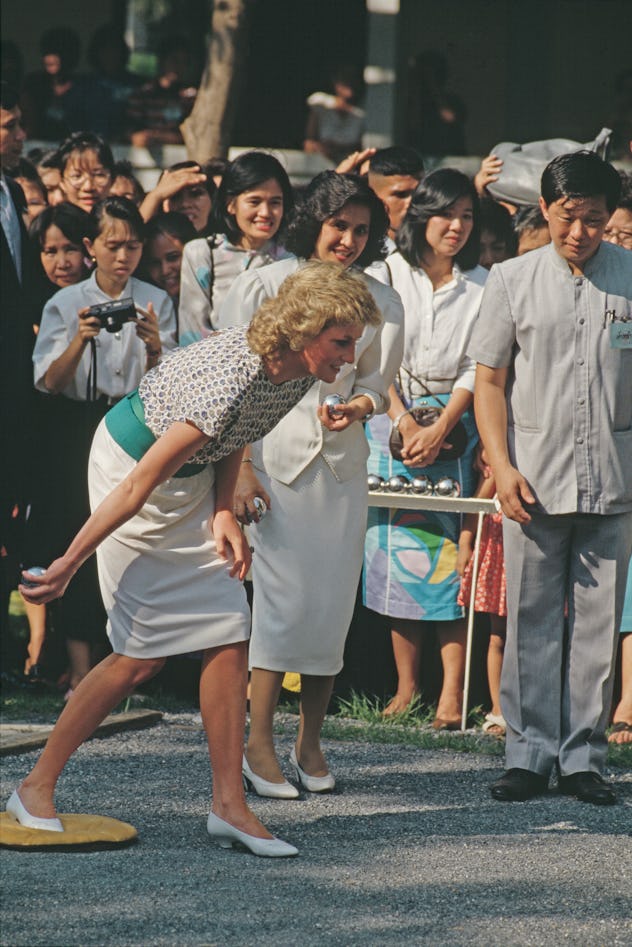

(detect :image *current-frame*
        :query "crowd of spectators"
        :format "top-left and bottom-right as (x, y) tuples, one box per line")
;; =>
(1, 33), (631, 786)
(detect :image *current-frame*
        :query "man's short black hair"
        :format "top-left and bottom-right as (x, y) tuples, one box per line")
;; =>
(616, 171), (632, 212)
(369, 146), (424, 180)
(0, 81), (19, 111)
(541, 151), (621, 214)
(513, 204), (548, 236)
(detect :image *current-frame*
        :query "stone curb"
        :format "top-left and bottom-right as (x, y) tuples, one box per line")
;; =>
(0, 709), (163, 756)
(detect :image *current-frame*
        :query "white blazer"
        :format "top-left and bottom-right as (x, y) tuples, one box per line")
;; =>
(218, 257), (404, 484)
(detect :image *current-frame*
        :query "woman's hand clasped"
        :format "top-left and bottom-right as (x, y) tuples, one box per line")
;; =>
(398, 415), (452, 467)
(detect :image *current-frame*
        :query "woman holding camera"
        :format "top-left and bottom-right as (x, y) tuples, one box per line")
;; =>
(32, 196), (176, 695)
(363, 169), (487, 724)
(12, 263), (379, 857)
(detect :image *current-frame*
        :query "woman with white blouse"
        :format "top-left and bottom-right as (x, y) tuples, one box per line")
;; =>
(363, 169), (487, 725)
(178, 152), (294, 346)
(33, 196), (177, 694)
(218, 172), (404, 796)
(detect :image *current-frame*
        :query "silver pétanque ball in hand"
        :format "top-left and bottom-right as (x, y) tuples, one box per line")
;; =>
(387, 474), (409, 493)
(410, 475), (434, 496)
(367, 473), (385, 491)
(322, 393), (345, 419)
(252, 496), (268, 519)
(434, 476), (461, 497)
(22, 566), (47, 588)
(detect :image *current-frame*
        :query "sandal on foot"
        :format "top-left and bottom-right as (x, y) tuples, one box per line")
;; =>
(608, 721), (632, 743)
(482, 712), (506, 735)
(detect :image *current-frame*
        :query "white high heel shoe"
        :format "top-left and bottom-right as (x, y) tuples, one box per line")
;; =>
(207, 812), (298, 857)
(242, 755), (299, 799)
(6, 790), (64, 832)
(289, 747), (335, 793)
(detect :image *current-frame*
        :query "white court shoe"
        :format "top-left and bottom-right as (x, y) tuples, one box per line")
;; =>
(6, 790), (64, 832)
(207, 812), (298, 857)
(290, 747), (336, 793)
(242, 755), (299, 799)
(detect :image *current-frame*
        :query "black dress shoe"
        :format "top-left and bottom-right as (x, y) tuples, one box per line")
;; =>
(558, 771), (617, 805)
(491, 768), (548, 801)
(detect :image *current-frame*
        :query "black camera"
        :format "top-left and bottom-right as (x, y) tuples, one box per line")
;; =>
(87, 298), (137, 333)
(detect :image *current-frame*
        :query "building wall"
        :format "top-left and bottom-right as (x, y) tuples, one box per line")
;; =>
(4, 0), (628, 160)
(397, 0), (628, 154)
(1, 3), (115, 75)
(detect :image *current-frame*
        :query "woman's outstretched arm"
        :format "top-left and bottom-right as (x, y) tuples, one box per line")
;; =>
(20, 421), (210, 604)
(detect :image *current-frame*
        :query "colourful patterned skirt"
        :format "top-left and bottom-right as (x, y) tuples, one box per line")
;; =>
(363, 394), (478, 622)
(457, 511), (507, 617)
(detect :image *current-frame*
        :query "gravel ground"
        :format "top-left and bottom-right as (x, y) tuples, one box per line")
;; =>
(1, 713), (631, 947)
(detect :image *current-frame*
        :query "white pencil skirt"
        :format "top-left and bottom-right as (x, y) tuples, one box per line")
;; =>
(248, 454), (368, 676)
(88, 420), (250, 659)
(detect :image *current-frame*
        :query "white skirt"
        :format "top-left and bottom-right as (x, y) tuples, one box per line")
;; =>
(248, 455), (367, 676)
(88, 420), (250, 659)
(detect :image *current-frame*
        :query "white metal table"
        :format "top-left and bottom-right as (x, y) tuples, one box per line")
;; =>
(367, 491), (498, 731)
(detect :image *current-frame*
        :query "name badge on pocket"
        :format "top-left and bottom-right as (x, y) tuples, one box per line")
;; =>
(610, 322), (632, 349)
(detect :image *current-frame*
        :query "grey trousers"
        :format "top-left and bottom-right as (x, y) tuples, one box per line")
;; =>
(501, 511), (632, 777)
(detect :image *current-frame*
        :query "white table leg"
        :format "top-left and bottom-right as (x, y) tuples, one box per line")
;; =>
(461, 510), (485, 731)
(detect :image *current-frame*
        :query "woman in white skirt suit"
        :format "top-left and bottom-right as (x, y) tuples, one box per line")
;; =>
(9, 263), (381, 857)
(218, 172), (404, 796)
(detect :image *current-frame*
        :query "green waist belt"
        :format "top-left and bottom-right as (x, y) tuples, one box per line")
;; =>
(104, 391), (207, 479)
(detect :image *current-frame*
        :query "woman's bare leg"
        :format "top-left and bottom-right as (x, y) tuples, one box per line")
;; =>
(202, 642), (272, 838)
(17, 653), (165, 818)
(244, 666), (286, 783)
(383, 619), (422, 715)
(65, 638), (92, 690)
(22, 599), (47, 673)
(435, 618), (467, 723)
(609, 633), (632, 744)
(487, 615), (507, 714)
(296, 674), (336, 775)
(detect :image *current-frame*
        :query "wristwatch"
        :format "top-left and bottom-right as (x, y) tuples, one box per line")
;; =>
(391, 410), (410, 432)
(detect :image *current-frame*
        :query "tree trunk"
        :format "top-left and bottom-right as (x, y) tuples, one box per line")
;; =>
(180, 0), (250, 162)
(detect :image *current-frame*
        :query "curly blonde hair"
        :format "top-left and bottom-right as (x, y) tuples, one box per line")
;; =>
(247, 261), (381, 357)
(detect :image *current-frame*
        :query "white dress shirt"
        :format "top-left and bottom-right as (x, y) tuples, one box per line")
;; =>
(366, 252), (488, 397)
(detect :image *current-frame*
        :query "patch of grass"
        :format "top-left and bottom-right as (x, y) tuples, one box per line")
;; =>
(335, 690), (431, 727)
(1, 690), (65, 723)
(0, 682), (198, 724)
(606, 741), (632, 769)
(320, 716), (506, 755)
(3, 679), (629, 770)
(334, 689), (486, 729)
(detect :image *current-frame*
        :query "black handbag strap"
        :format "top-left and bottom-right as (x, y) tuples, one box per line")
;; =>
(206, 235), (218, 312)
(397, 366), (452, 413)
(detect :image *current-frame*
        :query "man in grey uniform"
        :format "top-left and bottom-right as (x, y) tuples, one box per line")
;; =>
(469, 151), (632, 804)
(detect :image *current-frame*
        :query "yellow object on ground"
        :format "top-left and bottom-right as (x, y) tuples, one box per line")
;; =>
(0, 812), (138, 849)
(282, 672), (301, 693)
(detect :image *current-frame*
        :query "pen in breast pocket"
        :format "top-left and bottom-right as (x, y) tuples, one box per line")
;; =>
(603, 309), (616, 328)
